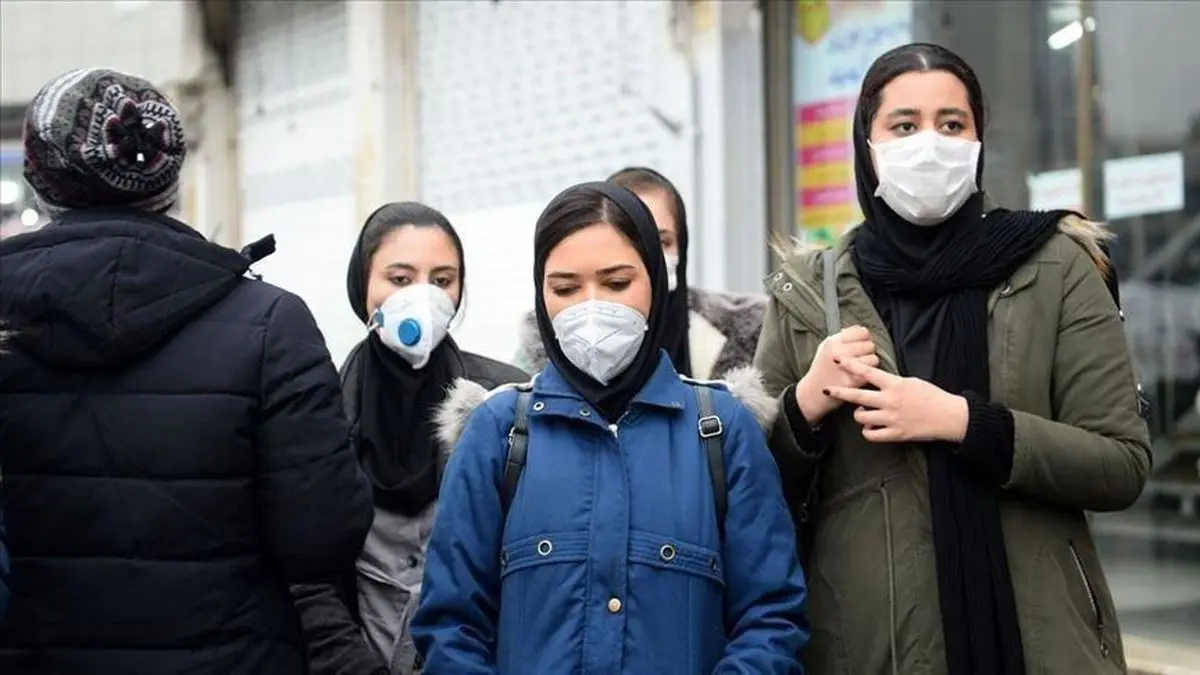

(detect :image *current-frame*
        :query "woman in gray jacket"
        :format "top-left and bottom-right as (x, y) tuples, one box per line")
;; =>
(292, 203), (527, 675)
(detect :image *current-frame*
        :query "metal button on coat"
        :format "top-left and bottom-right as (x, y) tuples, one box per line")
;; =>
(607, 597), (622, 613)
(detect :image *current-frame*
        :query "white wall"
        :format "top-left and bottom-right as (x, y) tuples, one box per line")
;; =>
(410, 0), (739, 362)
(234, 0), (365, 366)
(0, 0), (204, 105)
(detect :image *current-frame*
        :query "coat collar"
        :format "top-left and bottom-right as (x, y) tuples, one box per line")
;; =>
(533, 350), (689, 420)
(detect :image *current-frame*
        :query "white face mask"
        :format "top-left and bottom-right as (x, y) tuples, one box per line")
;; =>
(552, 299), (648, 385)
(870, 130), (982, 226)
(664, 253), (680, 292)
(370, 283), (457, 369)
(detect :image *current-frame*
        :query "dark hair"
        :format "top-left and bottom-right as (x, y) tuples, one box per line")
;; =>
(533, 187), (650, 273)
(359, 201), (466, 311)
(856, 43), (986, 134)
(607, 166), (687, 234)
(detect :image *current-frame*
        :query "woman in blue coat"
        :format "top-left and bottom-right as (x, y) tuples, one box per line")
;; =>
(411, 181), (809, 674)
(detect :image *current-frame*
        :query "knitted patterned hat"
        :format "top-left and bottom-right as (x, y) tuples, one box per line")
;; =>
(23, 68), (186, 215)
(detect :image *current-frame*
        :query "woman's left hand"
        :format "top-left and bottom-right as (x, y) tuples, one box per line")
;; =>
(823, 358), (969, 444)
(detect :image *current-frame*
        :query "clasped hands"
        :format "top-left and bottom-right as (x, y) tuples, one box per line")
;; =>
(794, 326), (969, 444)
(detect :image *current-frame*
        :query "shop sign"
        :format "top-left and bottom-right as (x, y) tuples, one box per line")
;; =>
(1103, 152), (1185, 220)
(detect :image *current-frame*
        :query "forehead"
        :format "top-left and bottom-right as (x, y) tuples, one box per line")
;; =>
(546, 222), (641, 268)
(634, 188), (675, 232)
(374, 225), (459, 264)
(878, 70), (970, 111)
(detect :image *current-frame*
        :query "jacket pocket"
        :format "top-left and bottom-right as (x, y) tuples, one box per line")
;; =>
(500, 530), (590, 578)
(1067, 540), (1113, 660)
(628, 529), (725, 587)
(497, 531), (591, 673)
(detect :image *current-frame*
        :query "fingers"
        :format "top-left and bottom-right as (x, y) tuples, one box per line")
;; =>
(860, 354), (880, 368)
(853, 406), (888, 427)
(861, 425), (898, 443)
(838, 325), (871, 343)
(834, 356), (893, 388)
(838, 339), (876, 359)
(824, 386), (884, 408)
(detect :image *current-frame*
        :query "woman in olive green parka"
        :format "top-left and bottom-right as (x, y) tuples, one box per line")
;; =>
(755, 43), (1150, 675)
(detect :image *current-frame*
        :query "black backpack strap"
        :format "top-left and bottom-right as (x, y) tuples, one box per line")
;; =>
(694, 384), (726, 540)
(822, 248), (841, 336)
(501, 390), (534, 516)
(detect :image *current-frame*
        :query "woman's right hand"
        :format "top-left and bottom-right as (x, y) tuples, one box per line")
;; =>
(795, 325), (878, 424)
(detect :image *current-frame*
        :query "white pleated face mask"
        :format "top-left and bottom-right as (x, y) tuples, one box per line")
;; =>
(870, 130), (982, 226)
(370, 283), (457, 369)
(551, 299), (648, 385)
(664, 253), (680, 292)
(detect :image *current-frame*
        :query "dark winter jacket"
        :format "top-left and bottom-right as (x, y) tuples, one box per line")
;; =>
(0, 330), (8, 621)
(292, 341), (527, 675)
(0, 509), (8, 620)
(0, 208), (374, 675)
(514, 287), (767, 380)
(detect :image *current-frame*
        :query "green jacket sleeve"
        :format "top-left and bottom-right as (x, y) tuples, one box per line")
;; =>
(1006, 240), (1151, 512)
(753, 296), (825, 497)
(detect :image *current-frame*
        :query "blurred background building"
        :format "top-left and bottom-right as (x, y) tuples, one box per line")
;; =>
(2, 0), (1197, 668)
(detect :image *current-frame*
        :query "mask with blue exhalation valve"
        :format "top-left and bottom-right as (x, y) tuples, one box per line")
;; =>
(370, 283), (456, 369)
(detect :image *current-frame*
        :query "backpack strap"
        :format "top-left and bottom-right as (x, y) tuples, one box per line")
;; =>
(694, 384), (726, 541)
(822, 248), (841, 336)
(501, 389), (534, 516)
(500, 383), (730, 540)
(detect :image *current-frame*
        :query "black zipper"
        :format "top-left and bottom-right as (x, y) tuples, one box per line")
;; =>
(1068, 540), (1110, 656)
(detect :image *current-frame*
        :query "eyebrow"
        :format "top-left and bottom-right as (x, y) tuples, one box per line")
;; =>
(384, 262), (459, 274)
(546, 264), (637, 280)
(597, 264), (636, 276)
(886, 106), (969, 119)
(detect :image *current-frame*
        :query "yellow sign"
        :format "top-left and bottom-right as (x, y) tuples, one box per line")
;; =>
(796, 0), (831, 45)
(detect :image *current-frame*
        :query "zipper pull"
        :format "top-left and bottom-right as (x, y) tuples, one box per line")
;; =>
(609, 424), (619, 439)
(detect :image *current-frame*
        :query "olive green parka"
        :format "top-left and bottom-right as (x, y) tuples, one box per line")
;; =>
(755, 215), (1151, 675)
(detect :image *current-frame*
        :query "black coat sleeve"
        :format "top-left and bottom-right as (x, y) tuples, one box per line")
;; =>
(255, 292), (373, 582)
(291, 582), (388, 675)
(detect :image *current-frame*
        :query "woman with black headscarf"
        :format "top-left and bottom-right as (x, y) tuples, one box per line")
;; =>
(514, 167), (768, 380)
(754, 43), (1150, 675)
(411, 182), (809, 673)
(291, 202), (527, 675)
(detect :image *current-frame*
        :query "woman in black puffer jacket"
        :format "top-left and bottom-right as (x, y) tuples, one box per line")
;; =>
(0, 68), (373, 675)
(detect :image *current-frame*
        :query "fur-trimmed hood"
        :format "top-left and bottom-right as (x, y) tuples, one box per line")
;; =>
(433, 365), (778, 456)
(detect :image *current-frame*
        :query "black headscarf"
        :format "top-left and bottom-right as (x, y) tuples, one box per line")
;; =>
(608, 167), (692, 377)
(345, 203), (464, 517)
(849, 86), (1072, 674)
(532, 181), (669, 422)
